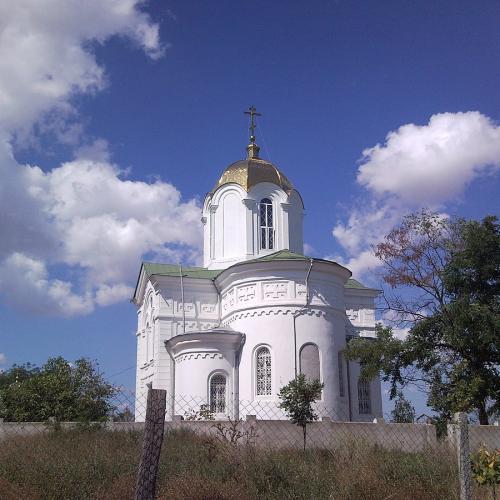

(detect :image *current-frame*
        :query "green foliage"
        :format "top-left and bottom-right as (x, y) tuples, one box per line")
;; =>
(0, 357), (115, 422)
(391, 391), (416, 423)
(471, 446), (500, 492)
(346, 214), (500, 424)
(278, 374), (324, 450)
(185, 404), (215, 421)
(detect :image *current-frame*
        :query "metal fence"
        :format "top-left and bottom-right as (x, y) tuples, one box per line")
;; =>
(1, 387), (500, 499)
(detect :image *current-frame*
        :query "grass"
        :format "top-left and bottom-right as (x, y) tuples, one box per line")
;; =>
(0, 427), (465, 499)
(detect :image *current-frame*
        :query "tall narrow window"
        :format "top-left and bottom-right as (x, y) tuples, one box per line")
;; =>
(259, 198), (274, 250)
(358, 379), (371, 414)
(210, 374), (226, 413)
(145, 322), (150, 362)
(300, 344), (320, 382)
(338, 352), (345, 397)
(256, 346), (272, 396)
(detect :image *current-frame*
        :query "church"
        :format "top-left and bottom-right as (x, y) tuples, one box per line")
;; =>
(132, 108), (382, 422)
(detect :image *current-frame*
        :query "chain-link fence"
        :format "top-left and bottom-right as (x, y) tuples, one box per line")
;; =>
(1, 386), (500, 498)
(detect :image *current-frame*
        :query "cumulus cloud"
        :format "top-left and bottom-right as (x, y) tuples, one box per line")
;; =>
(333, 112), (500, 278)
(0, 253), (93, 316)
(358, 112), (500, 205)
(0, 2), (203, 316)
(0, 353), (6, 365)
(0, 0), (163, 137)
(95, 284), (134, 307)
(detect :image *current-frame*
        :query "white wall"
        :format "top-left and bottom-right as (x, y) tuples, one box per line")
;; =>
(203, 182), (304, 269)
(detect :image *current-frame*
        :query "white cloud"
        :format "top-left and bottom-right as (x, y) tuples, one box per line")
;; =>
(358, 112), (500, 205)
(0, 0), (163, 137)
(0, 2), (204, 317)
(0, 353), (6, 364)
(333, 112), (500, 279)
(0, 253), (93, 316)
(95, 283), (134, 307)
(303, 243), (315, 256)
(332, 249), (382, 280)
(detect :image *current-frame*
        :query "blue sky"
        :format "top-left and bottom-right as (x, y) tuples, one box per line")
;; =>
(1, 0), (499, 415)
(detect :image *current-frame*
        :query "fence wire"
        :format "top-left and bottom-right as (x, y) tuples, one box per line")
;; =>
(1, 387), (500, 499)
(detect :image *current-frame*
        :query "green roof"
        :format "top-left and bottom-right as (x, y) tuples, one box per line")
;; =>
(140, 251), (370, 290)
(142, 262), (220, 280)
(344, 278), (368, 289)
(245, 249), (311, 263)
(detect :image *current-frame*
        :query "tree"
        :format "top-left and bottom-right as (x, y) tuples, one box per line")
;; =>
(346, 213), (500, 424)
(391, 391), (416, 423)
(0, 357), (116, 422)
(278, 374), (324, 451)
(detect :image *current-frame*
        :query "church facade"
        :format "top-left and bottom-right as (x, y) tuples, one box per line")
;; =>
(132, 116), (382, 421)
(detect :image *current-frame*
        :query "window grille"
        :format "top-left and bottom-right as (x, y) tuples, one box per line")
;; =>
(210, 374), (226, 413)
(358, 379), (371, 414)
(259, 198), (274, 250)
(338, 352), (345, 397)
(256, 346), (272, 396)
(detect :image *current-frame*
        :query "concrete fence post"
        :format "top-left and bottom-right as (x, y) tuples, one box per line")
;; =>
(454, 412), (472, 500)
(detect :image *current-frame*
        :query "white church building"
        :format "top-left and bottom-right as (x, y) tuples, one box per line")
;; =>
(132, 109), (382, 422)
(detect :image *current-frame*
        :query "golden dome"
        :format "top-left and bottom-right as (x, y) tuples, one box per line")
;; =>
(213, 157), (293, 194)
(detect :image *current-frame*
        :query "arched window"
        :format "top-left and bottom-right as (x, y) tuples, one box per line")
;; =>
(358, 379), (371, 414)
(299, 344), (320, 382)
(209, 374), (226, 413)
(259, 198), (274, 250)
(256, 346), (272, 396)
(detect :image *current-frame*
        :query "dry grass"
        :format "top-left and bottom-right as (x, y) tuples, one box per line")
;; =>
(0, 427), (467, 499)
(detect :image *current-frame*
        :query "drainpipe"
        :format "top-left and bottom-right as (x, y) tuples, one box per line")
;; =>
(233, 334), (246, 420)
(164, 340), (176, 420)
(213, 278), (222, 327)
(179, 264), (186, 334)
(293, 258), (314, 378)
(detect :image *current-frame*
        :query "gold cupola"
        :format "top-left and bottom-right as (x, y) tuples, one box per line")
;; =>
(213, 106), (293, 194)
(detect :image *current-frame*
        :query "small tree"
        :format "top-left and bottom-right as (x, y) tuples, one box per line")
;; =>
(391, 391), (416, 423)
(278, 374), (324, 451)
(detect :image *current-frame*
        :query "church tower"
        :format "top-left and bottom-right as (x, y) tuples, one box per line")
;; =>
(132, 107), (382, 424)
(202, 106), (304, 269)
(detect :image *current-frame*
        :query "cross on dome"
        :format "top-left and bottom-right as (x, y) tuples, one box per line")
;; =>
(244, 105), (262, 159)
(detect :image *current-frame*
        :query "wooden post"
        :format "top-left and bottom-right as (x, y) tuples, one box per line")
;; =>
(454, 412), (472, 500)
(135, 386), (167, 500)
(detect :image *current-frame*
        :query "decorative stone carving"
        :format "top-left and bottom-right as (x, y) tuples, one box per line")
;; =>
(346, 309), (359, 321)
(263, 282), (288, 300)
(222, 288), (235, 311)
(175, 352), (224, 364)
(237, 284), (256, 302)
(222, 307), (327, 325)
(177, 302), (194, 313)
(296, 283), (307, 298)
(201, 303), (216, 313)
(364, 310), (375, 324)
